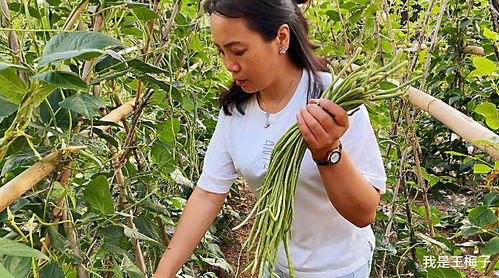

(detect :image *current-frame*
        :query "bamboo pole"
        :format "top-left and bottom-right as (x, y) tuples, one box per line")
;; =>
(0, 152), (61, 212)
(463, 46), (485, 55)
(335, 62), (499, 160)
(0, 101), (136, 212)
(407, 86), (499, 158)
(80, 100), (135, 136)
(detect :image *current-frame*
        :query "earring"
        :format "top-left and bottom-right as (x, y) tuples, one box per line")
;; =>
(279, 47), (287, 54)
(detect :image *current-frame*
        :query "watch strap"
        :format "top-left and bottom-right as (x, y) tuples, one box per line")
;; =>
(313, 142), (343, 166)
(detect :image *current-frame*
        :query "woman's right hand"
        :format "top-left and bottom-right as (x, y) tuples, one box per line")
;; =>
(152, 186), (228, 277)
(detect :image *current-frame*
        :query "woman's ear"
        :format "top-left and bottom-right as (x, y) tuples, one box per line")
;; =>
(276, 24), (291, 50)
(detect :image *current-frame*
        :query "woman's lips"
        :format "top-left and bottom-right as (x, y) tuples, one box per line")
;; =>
(235, 79), (247, 86)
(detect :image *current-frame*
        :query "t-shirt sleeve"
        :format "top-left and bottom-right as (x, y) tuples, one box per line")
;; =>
(196, 110), (240, 194)
(341, 105), (387, 194)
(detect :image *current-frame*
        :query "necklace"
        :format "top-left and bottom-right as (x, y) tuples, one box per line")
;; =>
(259, 69), (299, 128)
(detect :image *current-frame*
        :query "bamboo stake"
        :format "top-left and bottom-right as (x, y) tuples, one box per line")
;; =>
(80, 100), (136, 136)
(0, 0), (27, 82)
(112, 156), (147, 273)
(407, 86), (499, 158)
(421, 0), (448, 89)
(462, 46), (485, 55)
(63, 0), (90, 31)
(490, 0), (499, 58)
(0, 151), (62, 212)
(62, 204), (87, 278)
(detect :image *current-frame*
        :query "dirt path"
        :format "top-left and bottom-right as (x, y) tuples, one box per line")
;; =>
(218, 182), (257, 278)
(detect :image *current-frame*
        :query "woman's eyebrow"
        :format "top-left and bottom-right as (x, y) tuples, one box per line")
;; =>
(214, 41), (242, 48)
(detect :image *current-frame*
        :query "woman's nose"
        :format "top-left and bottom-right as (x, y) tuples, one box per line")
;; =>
(223, 57), (241, 73)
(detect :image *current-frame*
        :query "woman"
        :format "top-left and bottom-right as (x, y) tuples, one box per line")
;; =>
(153, 0), (386, 277)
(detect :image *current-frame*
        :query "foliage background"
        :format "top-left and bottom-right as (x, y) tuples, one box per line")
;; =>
(0, 0), (497, 277)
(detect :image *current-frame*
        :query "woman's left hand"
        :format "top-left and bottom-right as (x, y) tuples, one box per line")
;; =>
(296, 98), (349, 161)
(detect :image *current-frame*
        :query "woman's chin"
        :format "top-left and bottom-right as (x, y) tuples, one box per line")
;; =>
(240, 86), (258, 94)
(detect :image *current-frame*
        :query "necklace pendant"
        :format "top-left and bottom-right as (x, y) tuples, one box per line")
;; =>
(264, 112), (270, 128)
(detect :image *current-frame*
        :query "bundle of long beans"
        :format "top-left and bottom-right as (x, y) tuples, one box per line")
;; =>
(233, 48), (420, 278)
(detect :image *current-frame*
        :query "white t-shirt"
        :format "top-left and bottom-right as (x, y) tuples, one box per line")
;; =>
(197, 70), (387, 277)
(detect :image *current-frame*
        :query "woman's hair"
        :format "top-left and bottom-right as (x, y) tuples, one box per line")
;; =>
(203, 0), (330, 115)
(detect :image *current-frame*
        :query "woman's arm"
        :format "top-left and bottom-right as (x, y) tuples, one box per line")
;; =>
(297, 99), (381, 228)
(152, 186), (227, 278)
(313, 149), (380, 227)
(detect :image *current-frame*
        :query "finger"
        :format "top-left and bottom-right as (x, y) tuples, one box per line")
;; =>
(296, 110), (318, 146)
(318, 99), (349, 127)
(300, 106), (330, 141)
(305, 103), (338, 132)
(308, 99), (319, 105)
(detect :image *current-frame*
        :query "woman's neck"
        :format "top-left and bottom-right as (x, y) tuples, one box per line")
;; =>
(258, 63), (303, 114)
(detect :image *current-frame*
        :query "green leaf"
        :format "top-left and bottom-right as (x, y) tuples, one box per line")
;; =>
(470, 57), (497, 76)
(495, 161), (499, 170)
(131, 7), (159, 22)
(32, 84), (58, 107)
(484, 237), (499, 256)
(484, 192), (499, 207)
(40, 262), (64, 278)
(0, 263), (15, 278)
(122, 225), (159, 245)
(0, 96), (18, 119)
(486, 117), (499, 130)
(151, 141), (177, 174)
(0, 62), (31, 72)
(59, 93), (106, 118)
(0, 238), (49, 259)
(83, 175), (114, 215)
(0, 68), (28, 104)
(47, 226), (68, 252)
(475, 102), (497, 118)
(484, 27), (498, 40)
(2, 147), (51, 175)
(201, 257), (233, 273)
(112, 261), (125, 278)
(444, 151), (467, 157)
(134, 216), (163, 243)
(426, 267), (461, 278)
(32, 71), (88, 90)
(157, 118), (180, 145)
(49, 181), (66, 202)
(38, 32), (121, 67)
(1, 256), (31, 277)
(468, 206), (497, 227)
(128, 59), (166, 74)
(474, 163), (492, 174)
(122, 256), (145, 278)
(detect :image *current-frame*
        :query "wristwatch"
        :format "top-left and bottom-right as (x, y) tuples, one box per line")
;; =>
(313, 142), (343, 166)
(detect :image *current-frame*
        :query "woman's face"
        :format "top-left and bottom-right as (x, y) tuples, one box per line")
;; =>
(210, 13), (282, 93)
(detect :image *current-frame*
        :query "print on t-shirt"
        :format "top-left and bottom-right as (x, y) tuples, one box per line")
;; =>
(262, 139), (275, 169)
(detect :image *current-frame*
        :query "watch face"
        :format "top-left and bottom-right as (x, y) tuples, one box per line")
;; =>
(329, 152), (341, 164)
